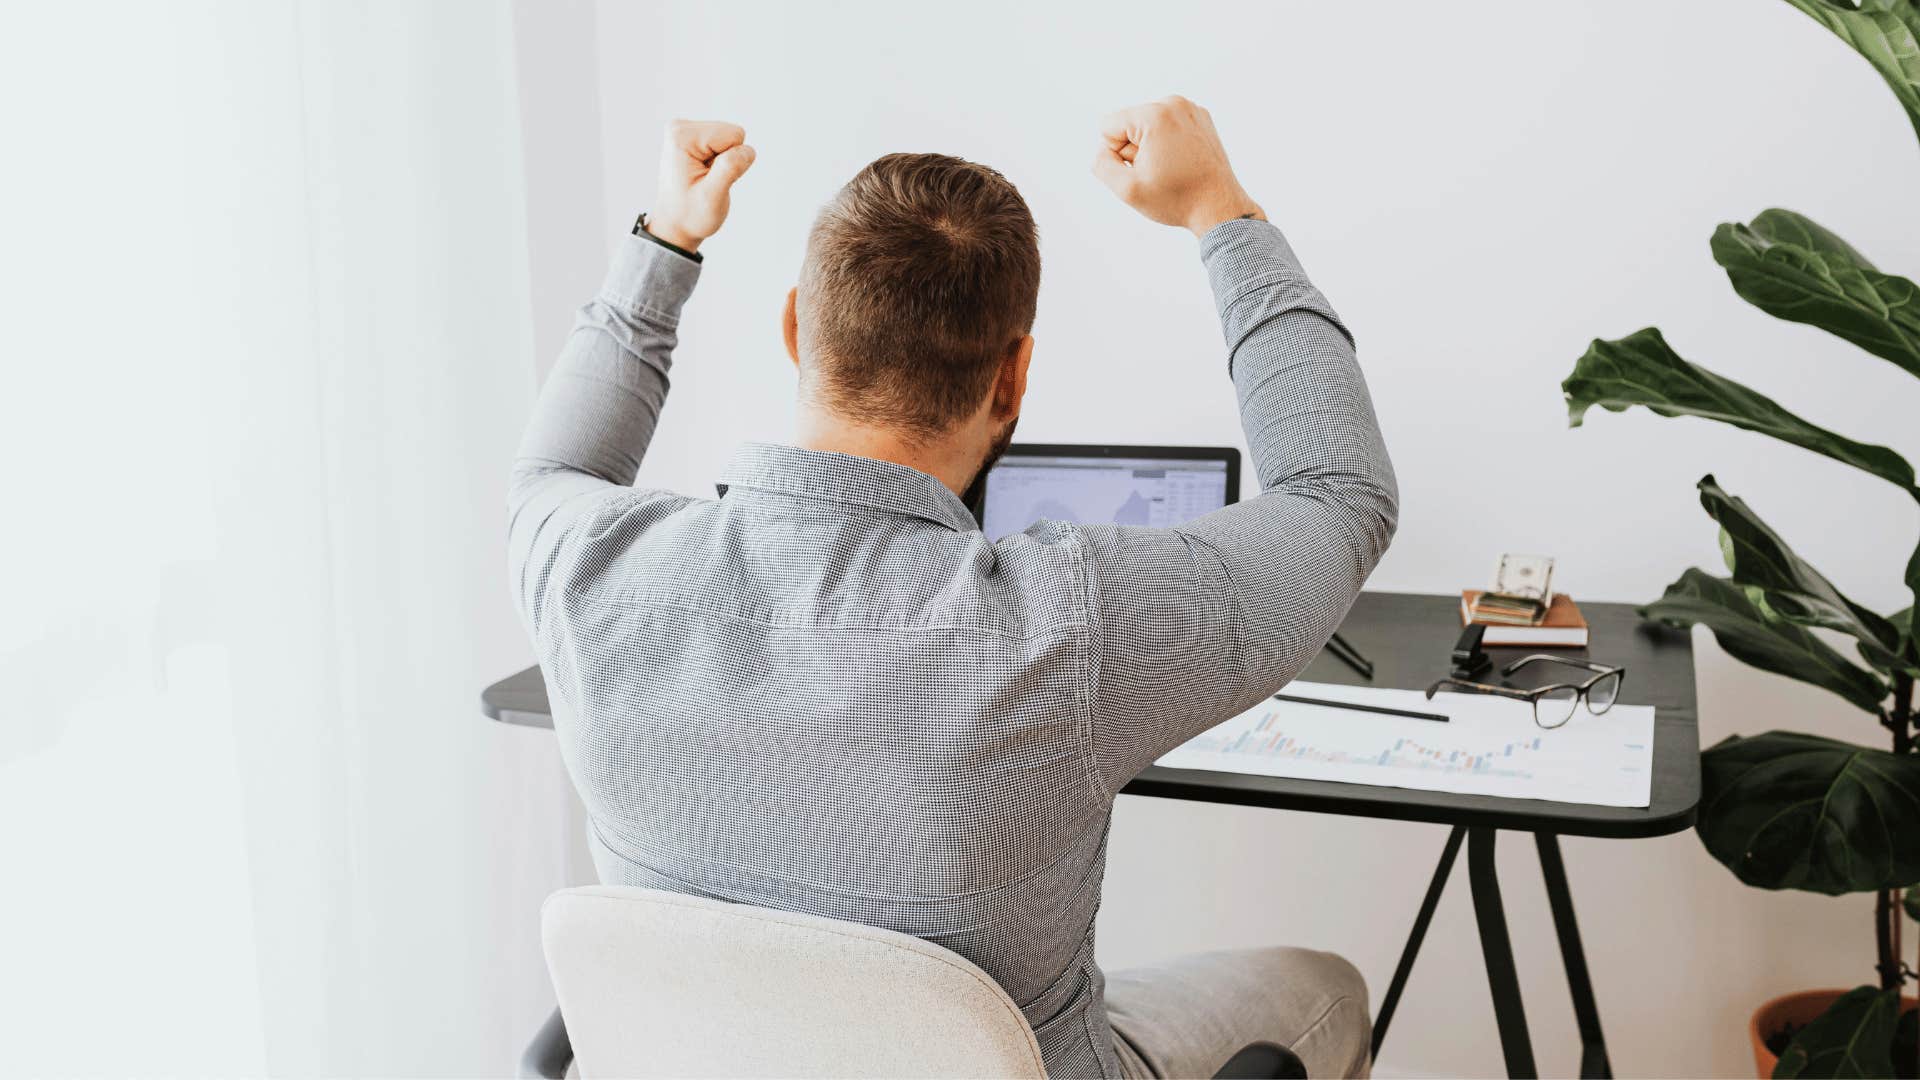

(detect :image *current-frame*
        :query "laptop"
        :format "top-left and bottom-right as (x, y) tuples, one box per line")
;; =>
(969, 443), (1242, 541)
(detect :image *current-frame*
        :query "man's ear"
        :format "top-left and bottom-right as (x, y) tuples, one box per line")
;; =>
(782, 287), (801, 369)
(993, 334), (1034, 419)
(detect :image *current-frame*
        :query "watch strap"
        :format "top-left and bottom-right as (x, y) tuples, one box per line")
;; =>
(632, 212), (703, 263)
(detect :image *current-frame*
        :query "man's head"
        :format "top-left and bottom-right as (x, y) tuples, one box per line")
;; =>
(783, 153), (1039, 493)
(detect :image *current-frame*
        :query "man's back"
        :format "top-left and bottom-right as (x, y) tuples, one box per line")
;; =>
(510, 103), (1396, 1079)
(543, 446), (1122, 1072)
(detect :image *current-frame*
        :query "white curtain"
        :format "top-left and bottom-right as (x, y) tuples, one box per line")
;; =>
(1, 2), (578, 1073)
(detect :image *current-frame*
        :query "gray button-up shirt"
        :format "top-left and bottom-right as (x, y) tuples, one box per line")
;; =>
(509, 219), (1396, 1078)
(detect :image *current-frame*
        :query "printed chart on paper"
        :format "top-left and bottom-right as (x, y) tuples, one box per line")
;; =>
(1156, 681), (1655, 807)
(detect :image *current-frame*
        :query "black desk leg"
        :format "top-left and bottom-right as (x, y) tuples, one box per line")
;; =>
(1370, 825), (1465, 1061)
(1469, 827), (1538, 1078)
(1536, 833), (1613, 1079)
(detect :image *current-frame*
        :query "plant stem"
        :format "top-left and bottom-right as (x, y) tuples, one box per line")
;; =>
(1880, 888), (1900, 992)
(1896, 672), (1914, 755)
(1882, 673), (1913, 995)
(1873, 895), (1895, 993)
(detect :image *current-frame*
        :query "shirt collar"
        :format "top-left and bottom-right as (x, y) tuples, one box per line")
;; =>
(715, 442), (981, 533)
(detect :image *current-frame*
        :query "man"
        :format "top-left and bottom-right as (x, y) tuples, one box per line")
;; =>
(509, 97), (1396, 1079)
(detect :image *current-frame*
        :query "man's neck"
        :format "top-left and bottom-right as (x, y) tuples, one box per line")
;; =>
(792, 410), (979, 497)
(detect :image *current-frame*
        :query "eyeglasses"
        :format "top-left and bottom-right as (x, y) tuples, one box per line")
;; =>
(1425, 655), (1627, 729)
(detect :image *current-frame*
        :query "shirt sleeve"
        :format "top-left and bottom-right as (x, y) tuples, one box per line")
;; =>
(1084, 219), (1399, 791)
(507, 233), (706, 639)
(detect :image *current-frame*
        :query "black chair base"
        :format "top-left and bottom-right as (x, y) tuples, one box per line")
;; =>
(520, 1007), (1307, 1079)
(1213, 1040), (1309, 1079)
(520, 1007), (572, 1079)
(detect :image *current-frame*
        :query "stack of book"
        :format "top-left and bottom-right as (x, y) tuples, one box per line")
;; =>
(1460, 591), (1589, 647)
(1466, 591), (1550, 626)
(1460, 554), (1589, 646)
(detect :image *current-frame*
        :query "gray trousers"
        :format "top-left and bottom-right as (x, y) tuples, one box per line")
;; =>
(1105, 947), (1373, 1080)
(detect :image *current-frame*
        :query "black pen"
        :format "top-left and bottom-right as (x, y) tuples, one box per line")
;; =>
(1271, 692), (1449, 724)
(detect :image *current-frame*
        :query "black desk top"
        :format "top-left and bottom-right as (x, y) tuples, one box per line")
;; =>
(482, 590), (1700, 839)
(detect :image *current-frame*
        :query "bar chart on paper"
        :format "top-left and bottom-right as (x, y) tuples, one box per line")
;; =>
(1156, 681), (1655, 807)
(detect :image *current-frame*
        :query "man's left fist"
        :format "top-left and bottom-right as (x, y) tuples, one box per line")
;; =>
(646, 119), (755, 253)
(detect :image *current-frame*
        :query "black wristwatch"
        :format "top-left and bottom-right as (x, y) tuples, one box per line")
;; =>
(632, 212), (703, 263)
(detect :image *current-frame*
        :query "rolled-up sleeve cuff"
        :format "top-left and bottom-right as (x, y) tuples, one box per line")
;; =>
(1198, 217), (1354, 364)
(598, 232), (703, 328)
(1198, 217), (1307, 279)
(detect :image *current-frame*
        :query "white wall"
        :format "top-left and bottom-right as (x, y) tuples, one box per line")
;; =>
(516, 1), (1920, 1076)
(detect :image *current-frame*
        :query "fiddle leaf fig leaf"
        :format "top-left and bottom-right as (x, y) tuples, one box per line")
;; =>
(1772, 984), (1902, 1078)
(1853, 638), (1912, 675)
(1782, 0), (1920, 146)
(1889, 603), (1919, 671)
(1641, 569), (1890, 713)
(1907, 537), (1920, 646)
(1700, 731), (1920, 896)
(1712, 209), (1920, 380)
(1698, 476), (1911, 673)
(1564, 328), (1916, 492)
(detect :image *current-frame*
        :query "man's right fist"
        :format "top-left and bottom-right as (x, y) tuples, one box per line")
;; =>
(1092, 96), (1264, 238)
(646, 119), (756, 253)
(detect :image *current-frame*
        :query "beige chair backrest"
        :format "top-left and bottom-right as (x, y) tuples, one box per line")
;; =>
(540, 885), (1049, 1079)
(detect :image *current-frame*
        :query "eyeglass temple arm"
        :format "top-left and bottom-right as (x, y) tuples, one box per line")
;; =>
(1500, 654), (1610, 677)
(1426, 679), (1536, 702)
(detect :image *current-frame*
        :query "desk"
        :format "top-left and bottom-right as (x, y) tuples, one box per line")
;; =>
(482, 590), (1699, 1078)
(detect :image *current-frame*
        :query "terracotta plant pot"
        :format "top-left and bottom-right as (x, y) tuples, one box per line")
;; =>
(1750, 988), (1919, 1080)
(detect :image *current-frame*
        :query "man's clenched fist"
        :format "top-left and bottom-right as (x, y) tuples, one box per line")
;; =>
(646, 119), (756, 253)
(1092, 96), (1263, 238)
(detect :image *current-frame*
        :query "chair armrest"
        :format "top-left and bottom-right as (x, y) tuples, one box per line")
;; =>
(519, 1006), (573, 1079)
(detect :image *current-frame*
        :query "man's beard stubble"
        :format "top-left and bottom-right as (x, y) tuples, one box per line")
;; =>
(958, 414), (1019, 519)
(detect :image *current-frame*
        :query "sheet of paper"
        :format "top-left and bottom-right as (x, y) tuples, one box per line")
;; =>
(1156, 680), (1655, 808)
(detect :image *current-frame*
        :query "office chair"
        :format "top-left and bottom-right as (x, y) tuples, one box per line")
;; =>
(526, 885), (1306, 1079)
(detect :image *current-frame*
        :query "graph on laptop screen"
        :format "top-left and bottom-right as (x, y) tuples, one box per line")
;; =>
(980, 452), (1231, 541)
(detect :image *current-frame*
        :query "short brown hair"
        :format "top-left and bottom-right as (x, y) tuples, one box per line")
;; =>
(797, 153), (1040, 437)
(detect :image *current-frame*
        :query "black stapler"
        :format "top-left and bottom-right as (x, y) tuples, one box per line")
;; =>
(1450, 624), (1491, 680)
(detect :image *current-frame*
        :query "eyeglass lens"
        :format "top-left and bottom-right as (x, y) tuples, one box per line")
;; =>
(1536, 685), (1580, 728)
(1587, 671), (1622, 714)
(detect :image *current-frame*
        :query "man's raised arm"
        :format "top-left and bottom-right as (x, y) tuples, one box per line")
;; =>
(507, 120), (754, 635)
(1084, 97), (1399, 789)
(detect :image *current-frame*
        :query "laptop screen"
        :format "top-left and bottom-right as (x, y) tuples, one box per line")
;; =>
(979, 450), (1234, 541)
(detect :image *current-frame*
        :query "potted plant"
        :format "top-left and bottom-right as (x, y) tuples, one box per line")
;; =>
(1558, 1), (1920, 1075)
